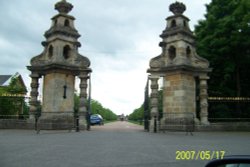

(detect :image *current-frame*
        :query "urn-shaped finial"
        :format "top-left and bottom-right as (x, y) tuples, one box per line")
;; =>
(169, 1), (186, 15)
(55, 0), (73, 14)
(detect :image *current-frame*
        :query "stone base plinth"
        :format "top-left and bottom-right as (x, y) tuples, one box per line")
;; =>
(149, 119), (159, 133)
(160, 113), (195, 131)
(37, 112), (75, 130)
(37, 118), (74, 130)
(78, 115), (87, 130)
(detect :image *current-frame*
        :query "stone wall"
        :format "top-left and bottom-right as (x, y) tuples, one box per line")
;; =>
(0, 120), (35, 129)
(0, 119), (85, 131)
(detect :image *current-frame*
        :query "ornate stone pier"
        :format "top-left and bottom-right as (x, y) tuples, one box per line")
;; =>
(27, 0), (92, 130)
(147, 2), (212, 132)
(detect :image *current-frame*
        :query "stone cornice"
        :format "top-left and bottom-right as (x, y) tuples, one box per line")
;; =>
(27, 64), (92, 76)
(51, 13), (75, 20)
(44, 26), (80, 39)
(160, 27), (194, 38)
(166, 14), (190, 21)
(147, 65), (212, 74)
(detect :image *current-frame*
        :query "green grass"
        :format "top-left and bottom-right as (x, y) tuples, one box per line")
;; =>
(128, 120), (143, 126)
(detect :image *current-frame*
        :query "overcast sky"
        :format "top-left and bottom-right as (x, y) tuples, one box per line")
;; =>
(0, 0), (211, 115)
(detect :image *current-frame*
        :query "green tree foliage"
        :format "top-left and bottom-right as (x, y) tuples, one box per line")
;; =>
(195, 0), (250, 97)
(195, 0), (250, 120)
(90, 99), (117, 121)
(0, 77), (28, 118)
(6, 77), (26, 94)
(74, 94), (117, 121)
(128, 105), (144, 121)
(129, 89), (163, 121)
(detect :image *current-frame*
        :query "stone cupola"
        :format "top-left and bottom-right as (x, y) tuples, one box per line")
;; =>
(149, 1), (209, 70)
(29, 0), (90, 69)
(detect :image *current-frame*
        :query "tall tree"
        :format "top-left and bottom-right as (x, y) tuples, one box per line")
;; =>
(195, 0), (250, 97)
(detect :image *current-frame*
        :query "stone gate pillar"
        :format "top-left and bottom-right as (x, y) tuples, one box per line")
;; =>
(29, 73), (40, 120)
(147, 2), (212, 131)
(149, 75), (159, 132)
(27, 0), (92, 130)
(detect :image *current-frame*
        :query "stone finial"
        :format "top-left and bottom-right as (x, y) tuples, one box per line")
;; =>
(169, 1), (186, 15)
(55, 0), (73, 14)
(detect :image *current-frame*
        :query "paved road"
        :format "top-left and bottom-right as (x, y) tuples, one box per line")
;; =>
(0, 121), (250, 167)
(91, 121), (143, 132)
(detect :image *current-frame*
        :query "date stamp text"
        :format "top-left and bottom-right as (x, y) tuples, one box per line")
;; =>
(176, 150), (226, 160)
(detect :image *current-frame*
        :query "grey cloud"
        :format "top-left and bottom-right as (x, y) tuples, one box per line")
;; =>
(73, 0), (170, 55)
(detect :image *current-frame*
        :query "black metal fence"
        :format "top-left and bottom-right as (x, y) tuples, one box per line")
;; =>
(208, 97), (250, 122)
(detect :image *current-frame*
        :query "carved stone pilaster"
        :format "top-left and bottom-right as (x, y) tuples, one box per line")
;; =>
(29, 73), (40, 119)
(149, 76), (159, 132)
(78, 72), (89, 129)
(79, 73), (88, 113)
(150, 76), (159, 115)
(199, 75), (210, 125)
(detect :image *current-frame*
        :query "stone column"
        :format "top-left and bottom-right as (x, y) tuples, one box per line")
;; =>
(29, 73), (40, 120)
(199, 75), (210, 125)
(78, 72), (89, 129)
(149, 75), (159, 132)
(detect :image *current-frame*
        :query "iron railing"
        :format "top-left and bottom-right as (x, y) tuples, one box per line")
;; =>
(208, 97), (250, 122)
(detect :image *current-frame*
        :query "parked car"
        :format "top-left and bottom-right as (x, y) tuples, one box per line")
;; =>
(90, 114), (104, 125)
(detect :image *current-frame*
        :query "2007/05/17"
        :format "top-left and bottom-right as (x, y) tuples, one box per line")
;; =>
(176, 150), (226, 160)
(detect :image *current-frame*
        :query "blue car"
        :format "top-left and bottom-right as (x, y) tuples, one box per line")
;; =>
(90, 114), (104, 125)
